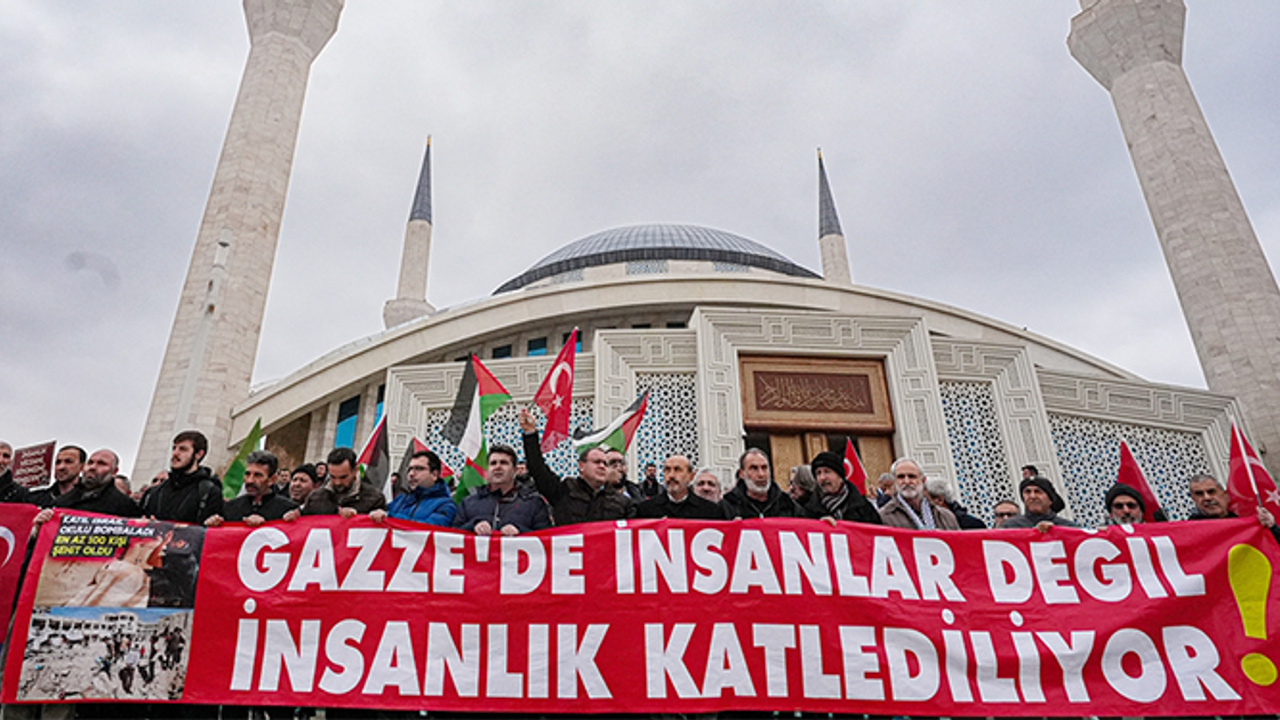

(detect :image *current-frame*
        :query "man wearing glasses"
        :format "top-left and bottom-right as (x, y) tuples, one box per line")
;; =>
(1104, 484), (1145, 525)
(991, 500), (1020, 528)
(519, 408), (636, 525)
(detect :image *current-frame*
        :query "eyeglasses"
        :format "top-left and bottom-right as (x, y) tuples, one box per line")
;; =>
(1111, 501), (1140, 510)
(608, 459), (626, 466)
(994, 511), (1017, 518)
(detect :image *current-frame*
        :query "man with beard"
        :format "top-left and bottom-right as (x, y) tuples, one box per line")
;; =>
(605, 448), (644, 501)
(288, 463), (320, 504)
(454, 444), (551, 534)
(721, 449), (799, 519)
(639, 462), (664, 500)
(878, 458), (958, 530)
(0, 441), (31, 504)
(1105, 483), (1146, 525)
(296, 447), (387, 518)
(804, 451), (883, 525)
(520, 408), (634, 525)
(32, 445), (86, 508)
(637, 455), (722, 520)
(46, 449), (142, 518)
(1001, 475), (1080, 530)
(205, 450), (297, 527)
(140, 430), (223, 524)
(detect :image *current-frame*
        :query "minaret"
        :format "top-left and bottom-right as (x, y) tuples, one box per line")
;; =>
(1070, 1), (1280, 473)
(134, 0), (343, 476)
(817, 150), (852, 285)
(383, 137), (436, 328)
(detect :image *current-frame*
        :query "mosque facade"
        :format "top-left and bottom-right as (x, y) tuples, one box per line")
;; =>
(137, 0), (1273, 530)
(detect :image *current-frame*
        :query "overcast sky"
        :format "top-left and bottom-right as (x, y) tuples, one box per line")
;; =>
(3, 2), (1278, 474)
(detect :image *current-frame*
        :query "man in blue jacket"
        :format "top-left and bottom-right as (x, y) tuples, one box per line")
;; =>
(454, 444), (551, 535)
(372, 449), (456, 527)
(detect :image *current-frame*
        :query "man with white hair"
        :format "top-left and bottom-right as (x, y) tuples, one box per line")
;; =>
(721, 448), (799, 519)
(924, 477), (986, 529)
(692, 468), (724, 504)
(879, 458), (959, 530)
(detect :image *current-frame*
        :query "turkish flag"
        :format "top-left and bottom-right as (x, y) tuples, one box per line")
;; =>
(1227, 423), (1280, 518)
(0, 503), (36, 634)
(843, 437), (868, 495)
(533, 328), (578, 452)
(1116, 441), (1163, 523)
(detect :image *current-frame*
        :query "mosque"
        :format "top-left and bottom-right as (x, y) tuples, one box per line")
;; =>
(135, 0), (1278, 529)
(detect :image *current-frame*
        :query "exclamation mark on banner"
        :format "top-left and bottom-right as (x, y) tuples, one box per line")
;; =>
(1228, 544), (1277, 686)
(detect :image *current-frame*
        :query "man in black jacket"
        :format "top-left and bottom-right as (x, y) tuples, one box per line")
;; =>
(519, 408), (635, 525)
(140, 430), (223, 524)
(205, 450), (297, 527)
(31, 445), (86, 508)
(637, 455), (722, 520)
(0, 441), (31, 505)
(48, 449), (142, 518)
(721, 448), (799, 519)
(454, 444), (551, 534)
(298, 446), (387, 518)
(804, 451), (883, 525)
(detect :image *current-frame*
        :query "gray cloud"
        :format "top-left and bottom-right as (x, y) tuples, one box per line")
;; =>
(2, 1), (1277, 472)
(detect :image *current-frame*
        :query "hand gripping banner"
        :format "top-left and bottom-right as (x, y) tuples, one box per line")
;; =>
(5, 511), (1278, 715)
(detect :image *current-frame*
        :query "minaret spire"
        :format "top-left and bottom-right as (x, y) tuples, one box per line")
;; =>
(383, 136), (436, 328)
(1071, 0), (1280, 473)
(134, 0), (343, 476)
(817, 149), (852, 285)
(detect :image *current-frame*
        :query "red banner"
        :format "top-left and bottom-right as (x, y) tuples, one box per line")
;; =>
(5, 513), (1279, 715)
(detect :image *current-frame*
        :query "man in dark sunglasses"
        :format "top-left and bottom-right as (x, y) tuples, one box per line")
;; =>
(1105, 483), (1145, 525)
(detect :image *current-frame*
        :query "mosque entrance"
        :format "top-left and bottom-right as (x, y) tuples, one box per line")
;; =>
(738, 355), (895, 490)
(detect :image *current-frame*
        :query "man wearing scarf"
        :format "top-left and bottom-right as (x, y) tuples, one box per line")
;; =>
(1002, 475), (1080, 530)
(878, 457), (959, 530)
(803, 451), (882, 525)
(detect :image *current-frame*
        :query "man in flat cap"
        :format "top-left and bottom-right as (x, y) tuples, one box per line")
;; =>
(1002, 475), (1080, 530)
(803, 451), (882, 525)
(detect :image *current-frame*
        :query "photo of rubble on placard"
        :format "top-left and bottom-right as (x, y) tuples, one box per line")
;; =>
(17, 607), (191, 702)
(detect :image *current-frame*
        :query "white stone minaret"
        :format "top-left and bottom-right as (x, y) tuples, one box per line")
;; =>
(1070, 0), (1280, 473)
(135, 0), (343, 476)
(817, 150), (852, 285)
(383, 137), (436, 328)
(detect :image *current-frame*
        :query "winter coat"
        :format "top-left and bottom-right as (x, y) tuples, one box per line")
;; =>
(387, 481), (457, 527)
(454, 484), (551, 533)
(140, 465), (222, 524)
(720, 480), (800, 519)
(803, 480), (883, 525)
(523, 432), (635, 525)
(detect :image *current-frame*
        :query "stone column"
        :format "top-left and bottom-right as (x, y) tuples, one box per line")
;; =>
(134, 0), (343, 477)
(1070, 0), (1280, 473)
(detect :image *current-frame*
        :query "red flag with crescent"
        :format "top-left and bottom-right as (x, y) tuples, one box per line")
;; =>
(1116, 441), (1162, 523)
(1227, 423), (1280, 518)
(843, 437), (868, 495)
(534, 328), (578, 452)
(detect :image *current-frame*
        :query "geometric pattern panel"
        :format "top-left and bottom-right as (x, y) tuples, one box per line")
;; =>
(633, 372), (700, 476)
(1048, 413), (1209, 528)
(939, 380), (1015, 527)
(421, 398), (596, 481)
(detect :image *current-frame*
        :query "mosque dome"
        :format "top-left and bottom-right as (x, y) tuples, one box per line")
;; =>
(494, 223), (820, 293)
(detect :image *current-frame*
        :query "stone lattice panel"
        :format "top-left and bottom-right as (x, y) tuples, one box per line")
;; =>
(691, 308), (953, 480)
(1048, 413), (1208, 528)
(422, 399), (595, 479)
(633, 373), (700, 474)
(1038, 369), (1240, 475)
(939, 381), (1014, 527)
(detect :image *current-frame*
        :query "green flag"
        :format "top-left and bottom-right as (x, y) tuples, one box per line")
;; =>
(222, 419), (263, 499)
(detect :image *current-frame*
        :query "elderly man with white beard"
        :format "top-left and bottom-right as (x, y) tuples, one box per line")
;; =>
(878, 457), (959, 530)
(720, 448), (800, 519)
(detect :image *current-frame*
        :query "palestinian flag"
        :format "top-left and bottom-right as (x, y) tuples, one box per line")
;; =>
(222, 418), (263, 499)
(573, 391), (649, 454)
(358, 414), (390, 494)
(443, 355), (510, 500)
(392, 437), (455, 500)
